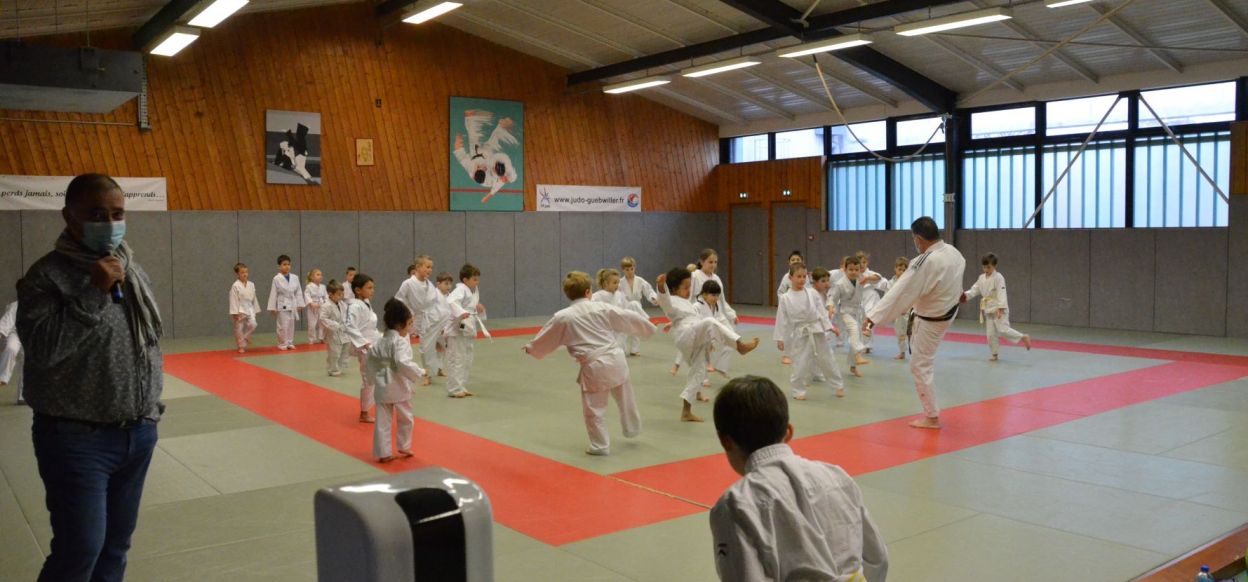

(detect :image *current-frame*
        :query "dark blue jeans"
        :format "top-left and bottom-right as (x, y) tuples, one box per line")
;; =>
(32, 414), (158, 582)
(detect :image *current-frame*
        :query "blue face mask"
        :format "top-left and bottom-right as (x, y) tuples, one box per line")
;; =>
(82, 220), (126, 254)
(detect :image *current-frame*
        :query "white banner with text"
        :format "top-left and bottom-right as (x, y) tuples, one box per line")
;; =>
(0, 175), (168, 211)
(536, 184), (641, 212)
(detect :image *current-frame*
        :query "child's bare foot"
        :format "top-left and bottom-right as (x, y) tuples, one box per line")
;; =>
(701, 380), (711, 388)
(781, 355), (793, 365)
(854, 355), (870, 366)
(359, 412), (375, 423)
(836, 387), (845, 398)
(793, 394), (807, 401)
(378, 456), (395, 463)
(990, 354), (999, 362)
(420, 377), (432, 386)
(909, 417), (942, 429)
(736, 337), (760, 355)
(669, 365), (680, 376)
(706, 364), (716, 372)
(697, 392), (710, 402)
(1023, 335), (1032, 350)
(681, 401), (704, 422)
(397, 450), (414, 458)
(893, 353), (905, 360)
(850, 367), (862, 378)
(238, 348), (246, 354)
(449, 391), (474, 398)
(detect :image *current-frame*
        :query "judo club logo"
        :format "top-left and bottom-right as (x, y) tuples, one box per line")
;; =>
(627, 193), (640, 208)
(539, 189), (552, 209)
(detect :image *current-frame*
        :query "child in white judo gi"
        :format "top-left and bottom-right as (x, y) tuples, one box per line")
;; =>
(877, 257), (911, 360)
(593, 268), (627, 348)
(775, 264), (845, 399)
(696, 280), (736, 386)
(445, 264), (487, 398)
(856, 252), (884, 355)
(267, 255), (306, 350)
(428, 271), (456, 379)
(304, 268), (328, 345)
(963, 253), (1032, 361)
(829, 256), (870, 377)
(396, 255), (446, 386)
(711, 376), (888, 582)
(657, 268), (759, 423)
(775, 250), (804, 365)
(228, 263), (261, 353)
(344, 274), (382, 422)
(618, 256), (659, 357)
(524, 271), (658, 456)
(673, 249), (739, 378)
(367, 298), (427, 463)
(319, 280), (352, 377)
(0, 300), (22, 403)
(343, 267), (357, 301)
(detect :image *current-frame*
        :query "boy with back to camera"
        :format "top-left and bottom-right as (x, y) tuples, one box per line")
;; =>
(711, 375), (888, 582)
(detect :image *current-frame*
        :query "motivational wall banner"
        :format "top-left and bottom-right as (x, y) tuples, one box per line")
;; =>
(536, 184), (642, 212)
(0, 175), (168, 211)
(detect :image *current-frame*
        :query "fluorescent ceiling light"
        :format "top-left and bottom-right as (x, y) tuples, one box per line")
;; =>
(1045, 0), (1094, 7)
(603, 75), (671, 94)
(148, 26), (201, 57)
(777, 33), (873, 58)
(893, 7), (1012, 37)
(402, 2), (463, 24)
(187, 0), (248, 28)
(681, 56), (761, 78)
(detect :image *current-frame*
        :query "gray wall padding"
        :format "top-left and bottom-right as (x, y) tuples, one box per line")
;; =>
(413, 212), (466, 279)
(602, 212), (645, 277)
(1030, 230), (1090, 327)
(1228, 197), (1248, 338)
(1154, 229), (1227, 336)
(559, 213), (605, 282)
(126, 212), (174, 336)
(1090, 230), (1155, 331)
(171, 212), (239, 338)
(20, 211), (63, 272)
(465, 213), (516, 318)
(955, 230), (979, 321)
(0, 212), (22, 305)
(514, 212), (563, 316)
(359, 213), (415, 316)
(772, 205), (807, 301)
(301, 212), (361, 290)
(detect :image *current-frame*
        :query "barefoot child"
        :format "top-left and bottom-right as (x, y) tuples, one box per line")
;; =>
(426, 271), (456, 381)
(829, 256), (870, 377)
(776, 250), (804, 365)
(856, 252), (884, 355)
(963, 253), (1031, 361)
(344, 274), (381, 422)
(775, 264), (845, 399)
(229, 263), (260, 353)
(711, 376), (888, 581)
(524, 271), (658, 456)
(319, 280), (351, 376)
(396, 255), (444, 380)
(343, 267), (357, 300)
(304, 269), (328, 345)
(367, 299), (427, 463)
(618, 257), (659, 356)
(657, 268), (759, 422)
(268, 255), (306, 350)
(445, 264), (486, 398)
(696, 280), (735, 385)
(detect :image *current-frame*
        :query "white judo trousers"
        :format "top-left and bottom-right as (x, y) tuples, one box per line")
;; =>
(894, 314), (909, 354)
(789, 331), (843, 398)
(373, 400), (414, 459)
(445, 335), (475, 395)
(838, 311), (866, 367)
(306, 305), (322, 344)
(0, 334), (20, 384)
(909, 317), (952, 418)
(583, 382), (641, 455)
(233, 315), (257, 350)
(986, 310), (1025, 355)
(678, 318), (740, 405)
(623, 301), (648, 354)
(326, 341), (352, 375)
(276, 311), (297, 348)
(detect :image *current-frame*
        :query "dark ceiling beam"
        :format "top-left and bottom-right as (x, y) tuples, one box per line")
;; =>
(131, 0), (201, 50)
(826, 47), (956, 112)
(717, 0), (805, 37)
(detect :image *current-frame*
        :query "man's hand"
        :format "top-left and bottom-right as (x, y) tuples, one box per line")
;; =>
(91, 256), (125, 293)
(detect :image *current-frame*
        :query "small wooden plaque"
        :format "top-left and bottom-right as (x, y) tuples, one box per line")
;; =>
(356, 138), (375, 166)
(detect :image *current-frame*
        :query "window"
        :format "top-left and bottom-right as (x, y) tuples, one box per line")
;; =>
(729, 134), (768, 163)
(1041, 139), (1127, 228)
(963, 146), (1036, 229)
(971, 106), (1035, 139)
(775, 127), (825, 160)
(896, 117), (946, 147)
(893, 154), (945, 230)
(1138, 82), (1237, 129)
(829, 121), (886, 155)
(1134, 131), (1230, 227)
(1046, 95), (1128, 137)
(827, 159), (886, 231)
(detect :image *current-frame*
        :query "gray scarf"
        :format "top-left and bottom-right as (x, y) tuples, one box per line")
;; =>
(54, 230), (163, 352)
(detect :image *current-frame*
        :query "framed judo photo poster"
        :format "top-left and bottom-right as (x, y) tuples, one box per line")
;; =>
(449, 97), (524, 211)
(265, 110), (322, 185)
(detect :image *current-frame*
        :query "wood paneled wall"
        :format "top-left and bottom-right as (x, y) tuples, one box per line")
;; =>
(713, 156), (824, 211)
(0, 3), (719, 211)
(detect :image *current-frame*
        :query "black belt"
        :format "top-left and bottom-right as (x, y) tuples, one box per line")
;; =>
(915, 304), (960, 322)
(35, 412), (154, 430)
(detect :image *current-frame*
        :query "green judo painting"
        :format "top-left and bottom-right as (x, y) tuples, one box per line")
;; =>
(449, 97), (524, 212)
